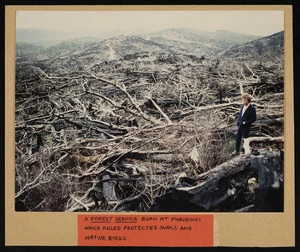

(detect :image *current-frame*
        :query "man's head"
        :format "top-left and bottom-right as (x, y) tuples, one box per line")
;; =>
(242, 93), (252, 106)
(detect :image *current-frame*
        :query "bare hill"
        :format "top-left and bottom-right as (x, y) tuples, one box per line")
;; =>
(217, 31), (284, 60)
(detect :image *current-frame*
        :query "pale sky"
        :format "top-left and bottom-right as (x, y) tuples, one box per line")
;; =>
(16, 10), (284, 36)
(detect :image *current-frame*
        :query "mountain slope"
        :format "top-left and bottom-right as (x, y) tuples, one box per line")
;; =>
(16, 42), (46, 61)
(142, 28), (262, 56)
(16, 28), (264, 61)
(15, 29), (283, 67)
(73, 35), (170, 61)
(216, 31), (284, 59)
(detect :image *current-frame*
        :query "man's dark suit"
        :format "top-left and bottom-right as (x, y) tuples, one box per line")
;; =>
(236, 104), (256, 152)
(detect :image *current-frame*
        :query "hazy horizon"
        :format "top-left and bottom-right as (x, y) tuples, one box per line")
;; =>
(16, 10), (284, 38)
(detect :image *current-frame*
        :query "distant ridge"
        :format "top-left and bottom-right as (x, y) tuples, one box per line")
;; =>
(16, 28), (282, 62)
(216, 31), (284, 60)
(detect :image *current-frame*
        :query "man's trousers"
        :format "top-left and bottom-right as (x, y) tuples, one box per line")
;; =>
(236, 126), (251, 152)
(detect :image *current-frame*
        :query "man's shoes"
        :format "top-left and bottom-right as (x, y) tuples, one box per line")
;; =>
(231, 150), (240, 156)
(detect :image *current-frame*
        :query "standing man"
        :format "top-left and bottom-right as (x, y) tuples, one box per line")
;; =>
(232, 93), (256, 155)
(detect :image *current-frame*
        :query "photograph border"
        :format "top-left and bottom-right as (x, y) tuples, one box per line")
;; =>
(5, 4), (295, 247)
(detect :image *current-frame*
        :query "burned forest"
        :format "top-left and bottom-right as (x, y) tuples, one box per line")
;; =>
(15, 29), (284, 212)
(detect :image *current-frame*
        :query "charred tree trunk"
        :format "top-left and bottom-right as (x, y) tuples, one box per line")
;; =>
(250, 150), (283, 211)
(149, 155), (254, 212)
(149, 150), (283, 212)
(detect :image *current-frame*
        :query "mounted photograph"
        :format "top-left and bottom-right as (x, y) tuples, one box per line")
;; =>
(14, 10), (285, 213)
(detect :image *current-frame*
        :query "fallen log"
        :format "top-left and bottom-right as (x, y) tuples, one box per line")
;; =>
(149, 149), (283, 212)
(149, 154), (254, 212)
(243, 136), (283, 154)
(255, 118), (284, 126)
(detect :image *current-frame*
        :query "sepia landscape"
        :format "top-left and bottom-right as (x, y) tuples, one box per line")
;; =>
(15, 27), (284, 212)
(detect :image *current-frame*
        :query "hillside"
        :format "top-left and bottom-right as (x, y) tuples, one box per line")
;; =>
(73, 35), (170, 61)
(16, 28), (262, 61)
(217, 31), (284, 60)
(16, 42), (46, 61)
(145, 28), (261, 56)
(15, 29), (284, 212)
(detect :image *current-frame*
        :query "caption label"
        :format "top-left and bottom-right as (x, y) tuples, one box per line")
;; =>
(78, 214), (213, 247)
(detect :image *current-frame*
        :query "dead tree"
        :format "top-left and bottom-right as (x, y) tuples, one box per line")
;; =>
(149, 155), (254, 212)
(250, 150), (283, 211)
(149, 149), (283, 212)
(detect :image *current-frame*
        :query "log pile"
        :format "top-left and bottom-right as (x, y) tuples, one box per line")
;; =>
(14, 49), (284, 212)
